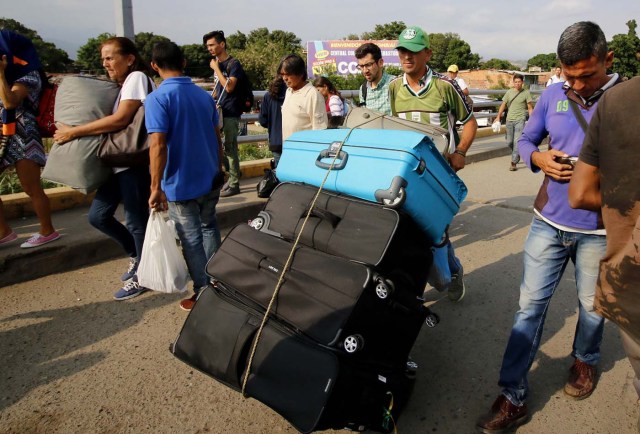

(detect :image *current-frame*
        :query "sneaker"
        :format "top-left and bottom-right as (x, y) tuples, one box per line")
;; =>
(113, 279), (148, 301)
(564, 358), (597, 400)
(20, 231), (60, 249)
(220, 184), (240, 197)
(121, 257), (139, 281)
(476, 395), (529, 433)
(179, 293), (199, 311)
(0, 231), (18, 246)
(447, 266), (465, 302)
(509, 162), (517, 171)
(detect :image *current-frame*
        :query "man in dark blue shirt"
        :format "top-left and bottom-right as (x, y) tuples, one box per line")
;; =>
(203, 30), (248, 197)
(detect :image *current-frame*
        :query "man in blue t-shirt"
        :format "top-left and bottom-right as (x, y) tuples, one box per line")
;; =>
(146, 41), (224, 312)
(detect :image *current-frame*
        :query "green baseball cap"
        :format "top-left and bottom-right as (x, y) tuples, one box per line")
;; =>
(396, 26), (430, 52)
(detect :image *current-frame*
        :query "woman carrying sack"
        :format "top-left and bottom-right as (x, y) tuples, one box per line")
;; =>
(0, 30), (60, 249)
(53, 37), (156, 300)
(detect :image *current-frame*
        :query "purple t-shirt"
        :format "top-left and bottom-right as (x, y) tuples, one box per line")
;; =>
(518, 82), (611, 231)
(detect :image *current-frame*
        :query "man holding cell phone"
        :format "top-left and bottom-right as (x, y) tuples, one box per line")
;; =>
(477, 21), (624, 432)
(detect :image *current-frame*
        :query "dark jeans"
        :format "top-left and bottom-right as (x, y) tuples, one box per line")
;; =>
(88, 166), (151, 260)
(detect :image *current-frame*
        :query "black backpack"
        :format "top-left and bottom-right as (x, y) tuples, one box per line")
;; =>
(226, 58), (254, 113)
(358, 82), (368, 107)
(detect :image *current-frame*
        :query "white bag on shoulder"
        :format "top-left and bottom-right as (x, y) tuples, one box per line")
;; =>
(137, 211), (189, 293)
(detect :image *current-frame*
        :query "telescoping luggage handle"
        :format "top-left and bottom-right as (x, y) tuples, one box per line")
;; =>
(240, 119), (382, 398)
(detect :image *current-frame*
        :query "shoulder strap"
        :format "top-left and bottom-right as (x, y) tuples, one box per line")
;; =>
(568, 99), (589, 132)
(360, 82), (367, 105)
(505, 89), (524, 109)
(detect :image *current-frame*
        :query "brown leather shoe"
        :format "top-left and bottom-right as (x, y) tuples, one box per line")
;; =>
(476, 395), (528, 433)
(509, 162), (517, 171)
(564, 358), (597, 400)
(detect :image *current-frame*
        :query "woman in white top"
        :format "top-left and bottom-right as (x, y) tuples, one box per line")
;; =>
(313, 75), (345, 128)
(54, 37), (155, 300)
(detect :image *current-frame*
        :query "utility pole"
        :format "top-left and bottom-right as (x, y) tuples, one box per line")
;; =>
(114, 0), (135, 41)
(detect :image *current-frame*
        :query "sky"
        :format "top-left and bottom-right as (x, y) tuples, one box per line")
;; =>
(7, 0), (640, 62)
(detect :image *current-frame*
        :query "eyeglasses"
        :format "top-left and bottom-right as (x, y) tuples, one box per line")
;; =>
(356, 61), (377, 71)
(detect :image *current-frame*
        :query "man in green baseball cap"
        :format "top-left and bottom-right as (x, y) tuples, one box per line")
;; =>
(389, 25), (478, 304)
(396, 26), (431, 52)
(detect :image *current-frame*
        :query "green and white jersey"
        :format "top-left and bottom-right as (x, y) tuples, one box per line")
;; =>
(389, 68), (473, 148)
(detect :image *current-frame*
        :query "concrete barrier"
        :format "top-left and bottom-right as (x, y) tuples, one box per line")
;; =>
(3, 126), (505, 220)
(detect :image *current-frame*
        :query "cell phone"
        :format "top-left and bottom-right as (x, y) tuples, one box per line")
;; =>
(556, 156), (577, 167)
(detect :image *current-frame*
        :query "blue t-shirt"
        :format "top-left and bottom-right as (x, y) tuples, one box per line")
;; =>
(145, 76), (220, 202)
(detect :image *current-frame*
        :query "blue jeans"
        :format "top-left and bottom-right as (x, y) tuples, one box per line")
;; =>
(88, 166), (150, 260)
(506, 119), (525, 164)
(167, 189), (221, 290)
(222, 116), (240, 188)
(499, 217), (606, 406)
(427, 239), (462, 291)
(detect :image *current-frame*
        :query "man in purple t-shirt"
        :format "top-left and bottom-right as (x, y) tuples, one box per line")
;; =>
(477, 21), (621, 433)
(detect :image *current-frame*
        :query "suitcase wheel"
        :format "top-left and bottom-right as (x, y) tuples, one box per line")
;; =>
(381, 186), (406, 209)
(405, 358), (419, 379)
(249, 211), (270, 231)
(374, 277), (395, 300)
(343, 334), (364, 353)
(425, 312), (440, 328)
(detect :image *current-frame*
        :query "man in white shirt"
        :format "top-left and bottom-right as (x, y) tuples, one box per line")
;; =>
(546, 66), (564, 86)
(447, 64), (469, 96)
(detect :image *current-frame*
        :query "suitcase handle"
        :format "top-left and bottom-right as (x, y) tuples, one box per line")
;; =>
(302, 207), (341, 227)
(315, 149), (348, 170)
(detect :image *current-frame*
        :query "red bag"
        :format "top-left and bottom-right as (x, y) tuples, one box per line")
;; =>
(36, 81), (58, 138)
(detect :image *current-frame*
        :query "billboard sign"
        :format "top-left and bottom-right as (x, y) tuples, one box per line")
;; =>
(306, 40), (400, 78)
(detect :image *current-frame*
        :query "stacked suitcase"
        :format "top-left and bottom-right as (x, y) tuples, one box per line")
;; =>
(172, 129), (468, 433)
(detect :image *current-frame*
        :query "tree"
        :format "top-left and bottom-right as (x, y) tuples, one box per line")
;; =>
(224, 28), (302, 89)
(361, 21), (406, 40)
(134, 32), (170, 66)
(609, 19), (640, 79)
(182, 43), (211, 78)
(227, 31), (247, 51)
(527, 53), (558, 71)
(481, 58), (521, 70)
(0, 18), (72, 72)
(428, 33), (480, 72)
(76, 33), (113, 72)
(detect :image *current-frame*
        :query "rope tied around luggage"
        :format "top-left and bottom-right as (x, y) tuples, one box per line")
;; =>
(240, 114), (385, 398)
(381, 391), (398, 434)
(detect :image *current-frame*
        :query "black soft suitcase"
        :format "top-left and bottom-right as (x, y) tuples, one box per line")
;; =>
(205, 224), (430, 367)
(249, 182), (433, 291)
(171, 285), (414, 433)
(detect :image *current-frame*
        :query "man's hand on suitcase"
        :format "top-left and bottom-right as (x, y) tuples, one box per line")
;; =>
(448, 152), (466, 172)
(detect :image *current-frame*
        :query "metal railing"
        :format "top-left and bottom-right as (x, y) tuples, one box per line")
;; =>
(238, 87), (543, 144)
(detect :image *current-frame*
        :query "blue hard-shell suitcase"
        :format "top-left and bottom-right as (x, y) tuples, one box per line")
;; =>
(276, 129), (467, 243)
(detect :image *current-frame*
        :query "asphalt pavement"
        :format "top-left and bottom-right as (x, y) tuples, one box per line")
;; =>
(1, 148), (637, 433)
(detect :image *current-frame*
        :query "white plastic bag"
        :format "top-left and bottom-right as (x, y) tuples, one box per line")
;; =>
(491, 121), (502, 133)
(137, 211), (189, 293)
